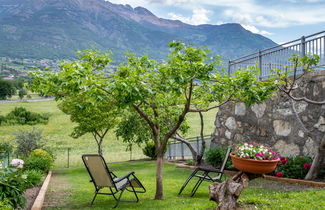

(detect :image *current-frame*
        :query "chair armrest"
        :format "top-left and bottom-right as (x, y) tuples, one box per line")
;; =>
(197, 167), (222, 173)
(114, 171), (135, 183)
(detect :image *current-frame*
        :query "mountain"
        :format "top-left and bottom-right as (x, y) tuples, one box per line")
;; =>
(0, 0), (277, 62)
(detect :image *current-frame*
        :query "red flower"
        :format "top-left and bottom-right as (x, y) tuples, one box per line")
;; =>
(281, 159), (287, 165)
(303, 163), (311, 170)
(275, 172), (284, 177)
(280, 157), (287, 165)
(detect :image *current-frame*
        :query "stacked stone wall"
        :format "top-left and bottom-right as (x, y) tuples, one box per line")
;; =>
(213, 71), (325, 165)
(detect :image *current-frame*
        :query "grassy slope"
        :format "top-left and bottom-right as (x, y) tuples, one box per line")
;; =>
(0, 100), (217, 167)
(44, 161), (325, 210)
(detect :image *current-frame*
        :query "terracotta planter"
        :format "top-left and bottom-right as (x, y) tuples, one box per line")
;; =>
(230, 154), (279, 174)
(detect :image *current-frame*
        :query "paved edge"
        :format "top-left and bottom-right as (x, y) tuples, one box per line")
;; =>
(176, 163), (325, 188)
(31, 171), (52, 210)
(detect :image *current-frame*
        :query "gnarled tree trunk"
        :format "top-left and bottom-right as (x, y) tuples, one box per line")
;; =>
(209, 172), (261, 210)
(305, 136), (325, 180)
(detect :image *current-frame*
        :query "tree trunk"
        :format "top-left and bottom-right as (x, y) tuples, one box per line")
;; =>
(154, 152), (164, 200)
(209, 172), (261, 210)
(305, 136), (325, 180)
(97, 143), (102, 156)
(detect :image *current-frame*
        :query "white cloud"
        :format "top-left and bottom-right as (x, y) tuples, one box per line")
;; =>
(108, 0), (325, 29)
(241, 25), (272, 35)
(168, 8), (211, 25)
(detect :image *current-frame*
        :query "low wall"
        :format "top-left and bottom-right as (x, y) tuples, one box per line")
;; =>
(212, 71), (325, 163)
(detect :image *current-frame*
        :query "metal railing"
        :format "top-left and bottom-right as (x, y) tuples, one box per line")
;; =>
(229, 31), (325, 80)
(164, 134), (215, 160)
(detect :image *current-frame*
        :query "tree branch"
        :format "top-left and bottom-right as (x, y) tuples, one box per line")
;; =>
(286, 92), (325, 105)
(162, 79), (194, 148)
(189, 97), (233, 112)
(132, 104), (157, 134)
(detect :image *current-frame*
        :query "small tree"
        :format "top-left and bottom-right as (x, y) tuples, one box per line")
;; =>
(111, 42), (276, 199)
(272, 54), (324, 180)
(18, 88), (27, 100)
(0, 80), (15, 100)
(15, 129), (44, 157)
(31, 50), (118, 156)
(58, 96), (118, 155)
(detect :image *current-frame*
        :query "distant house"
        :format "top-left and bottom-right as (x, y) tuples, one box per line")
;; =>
(2, 75), (15, 81)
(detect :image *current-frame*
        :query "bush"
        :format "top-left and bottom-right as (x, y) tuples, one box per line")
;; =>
(0, 140), (13, 154)
(24, 169), (44, 187)
(0, 115), (5, 125)
(274, 155), (313, 179)
(24, 149), (54, 173)
(204, 146), (232, 169)
(4, 107), (49, 125)
(0, 198), (12, 210)
(0, 167), (28, 209)
(142, 141), (157, 159)
(15, 129), (44, 157)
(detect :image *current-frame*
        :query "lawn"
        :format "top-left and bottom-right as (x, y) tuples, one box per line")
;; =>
(43, 161), (325, 210)
(0, 100), (217, 168)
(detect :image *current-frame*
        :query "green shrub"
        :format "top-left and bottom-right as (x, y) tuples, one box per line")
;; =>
(142, 141), (157, 159)
(0, 198), (13, 210)
(24, 149), (54, 173)
(4, 107), (49, 125)
(0, 140), (13, 154)
(0, 167), (28, 209)
(142, 141), (167, 160)
(24, 169), (44, 187)
(15, 129), (44, 157)
(204, 146), (231, 168)
(186, 159), (194, 166)
(275, 155), (312, 179)
(0, 115), (5, 125)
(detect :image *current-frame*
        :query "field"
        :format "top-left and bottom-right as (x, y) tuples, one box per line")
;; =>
(0, 100), (217, 168)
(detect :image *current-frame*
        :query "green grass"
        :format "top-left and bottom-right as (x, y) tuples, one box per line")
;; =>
(0, 100), (217, 168)
(44, 161), (325, 210)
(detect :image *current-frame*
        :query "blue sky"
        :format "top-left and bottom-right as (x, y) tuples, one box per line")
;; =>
(108, 0), (325, 44)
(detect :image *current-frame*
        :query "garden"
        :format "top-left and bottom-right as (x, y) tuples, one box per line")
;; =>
(0, 42), (325, 209)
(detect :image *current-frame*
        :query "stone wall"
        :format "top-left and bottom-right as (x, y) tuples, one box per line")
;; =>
(212, 71), (325, 162)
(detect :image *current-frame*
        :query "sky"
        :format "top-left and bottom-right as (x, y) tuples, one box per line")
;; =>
(108, 0), (325, 44)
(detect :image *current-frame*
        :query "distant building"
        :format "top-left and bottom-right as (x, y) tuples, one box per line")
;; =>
(2, 75), (15, 81)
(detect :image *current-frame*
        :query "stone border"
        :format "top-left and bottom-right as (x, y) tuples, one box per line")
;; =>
(31, 171), (52, 210)
(176, 164), (325, 188)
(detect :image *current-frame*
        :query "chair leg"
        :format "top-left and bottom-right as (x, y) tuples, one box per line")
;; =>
(113, 189), (125, 208)
(190, 177), (205, 197)
(178, 169), (198, 195)
(91, 189), (99, 205)
(129, 183), (139, 202)
(190, 171), (210, 197)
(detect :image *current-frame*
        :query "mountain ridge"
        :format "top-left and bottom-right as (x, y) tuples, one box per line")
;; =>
(0, 0), (277, 62)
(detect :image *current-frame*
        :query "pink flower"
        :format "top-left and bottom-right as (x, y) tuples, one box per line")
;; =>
(275, 172), (284, 177)
(303, 163), (311, 170)
(10, 159), (24, 169)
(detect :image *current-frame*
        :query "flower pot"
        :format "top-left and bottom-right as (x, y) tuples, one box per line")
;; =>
(230, 154), (279, 174)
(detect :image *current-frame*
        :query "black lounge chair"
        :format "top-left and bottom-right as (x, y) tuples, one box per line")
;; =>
(82, 154), (146, 208)
(178, 146), (231, 197)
